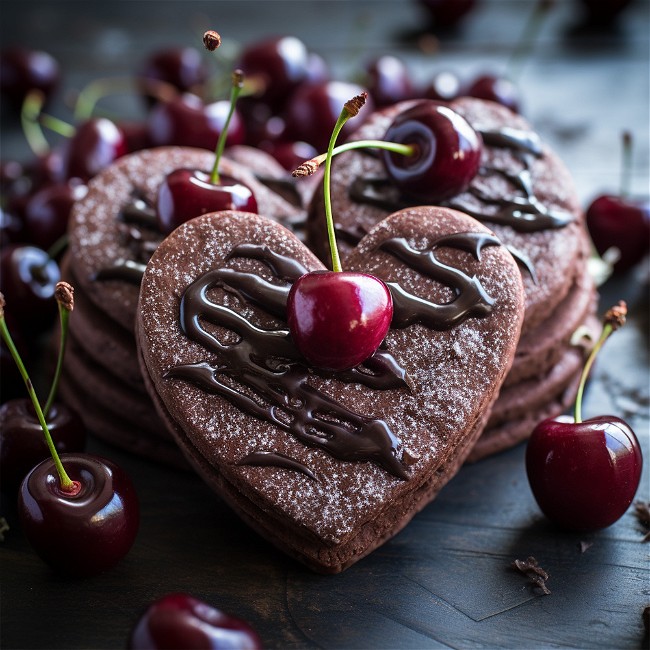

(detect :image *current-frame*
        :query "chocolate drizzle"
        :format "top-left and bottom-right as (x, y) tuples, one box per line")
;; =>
(166, 236), (500, 480)
(236, 450), (318, 481)
(381, 233), (499, 329)
(347, 125), (574, 235)
(94, 195), (162, 285)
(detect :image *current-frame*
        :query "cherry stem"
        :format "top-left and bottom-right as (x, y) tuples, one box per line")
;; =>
(73, 76), (179, 121)
(43, 282), (73, 417)
(323, 94), (367, 273)
(620, 131), (632, 199)
(39, 112), (76, 138)
(507, 0), (555, 83)
(21, 90), (50, 156)
(293, 139), (414, 176)
(210, 69), (244, 185)
(573, 301), (626, 423)
(0, 297), (76, 492)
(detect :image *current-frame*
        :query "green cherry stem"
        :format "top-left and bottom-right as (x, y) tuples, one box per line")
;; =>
(43, 282), (74, 417)
(0, 293), (78, 494)
(292, 139), (414, 177)
(323, 93), (369, 273)
(574, 301), (627, 423)
(21, 90), (50, 156)
(209, 69), (244, 185)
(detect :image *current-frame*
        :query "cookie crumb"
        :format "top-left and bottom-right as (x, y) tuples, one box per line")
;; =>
(512, 556), (551, 595)
(578, 540), (592, 553)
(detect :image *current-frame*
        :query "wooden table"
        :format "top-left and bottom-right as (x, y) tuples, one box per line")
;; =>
(1, 1), (649, 648)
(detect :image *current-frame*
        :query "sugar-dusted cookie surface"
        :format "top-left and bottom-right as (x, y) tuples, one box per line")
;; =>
(137, 207), (525, 573)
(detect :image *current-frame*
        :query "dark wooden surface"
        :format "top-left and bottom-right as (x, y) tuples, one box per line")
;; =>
(1, 1), (649, 648)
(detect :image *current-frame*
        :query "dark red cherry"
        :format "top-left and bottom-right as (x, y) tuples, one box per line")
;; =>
(422, 70), (462, 102)
(0, 245), (59, 333)
(18, 452), (139, 576)
(283, 81), (375, 152)
(118, 120), (154, 153)
(0, 398), (86, 494)
(261, 139), (318, 172)
(26, 148), (66, 192)
(417, 0), (477, 30)
(63, 117), (127, 182)
(586, 194), (650, 273)
(129, 593), (262, 650)
(0, 208), (25, 248)
(464, 74), (521, 114)
(0, 46), (60, 111)
(381, 100), (482, 202)
(287, 271), (393, 371)
(365, 55), (415, 108)
(148, 94), (245, 150)
(526, 415), (642, 531)
(237, 35), (315, 112)
(139, 46), (208, 103)
(156, 169), (258, 234)
(0, 315), (27, 404)
(24, 180), (87, 251)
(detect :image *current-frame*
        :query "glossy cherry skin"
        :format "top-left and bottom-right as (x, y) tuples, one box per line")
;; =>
(464, 74), (520, 114)
(18, 453), (139, 576)
(24, 180), (87, 251)
(63, 118), (127, 182)
(526, 415), (642, 531)
(139, 47), (208, 102)
(283, 81), (374, 152)
(0, 245), (60, 333)
(237, 35), (317, 112)
(586, 194), (650, 273)
(287, 271), (393, 371)
(129, 593), (262, 650)
(156, 169), (258, 234)
(382, 100), (482, 202)
(0, 46), (60, 111)
(262, 139), (318, 172)
(148, 94), (245, 151)
(0, 398), (86, 494)
(422, 70), (462, 102)
(365, 55), (415, 108)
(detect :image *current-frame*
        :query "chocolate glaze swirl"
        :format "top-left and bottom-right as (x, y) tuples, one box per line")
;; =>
(347, 125), (574, 235)
(94, 195), (161, 285)
(166, 235), (499, 480)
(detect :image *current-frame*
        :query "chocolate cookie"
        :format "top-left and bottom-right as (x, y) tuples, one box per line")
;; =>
(137, 207), (525, 572)
(306, 97), (598, 457)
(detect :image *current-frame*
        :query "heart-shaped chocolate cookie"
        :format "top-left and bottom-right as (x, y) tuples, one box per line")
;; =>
(137, 206), (525, 573)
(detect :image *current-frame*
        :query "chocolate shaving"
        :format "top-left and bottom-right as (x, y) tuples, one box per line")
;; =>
(634, 501), (650, 542)
(512, 556), (551, 595)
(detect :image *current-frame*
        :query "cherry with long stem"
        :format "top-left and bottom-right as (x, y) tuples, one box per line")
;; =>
(526, 301), (643, 531)
(0, 282), (86, 494)
(156, 38), (257, 234)
(0, 290), (78, 495)
(293, 99), (482, 203)
(287, 93), (393, 371)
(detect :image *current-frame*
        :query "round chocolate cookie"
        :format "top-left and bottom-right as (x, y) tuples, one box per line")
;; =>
(137, 207), (525, 572)
(305, 97), (598, 457)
